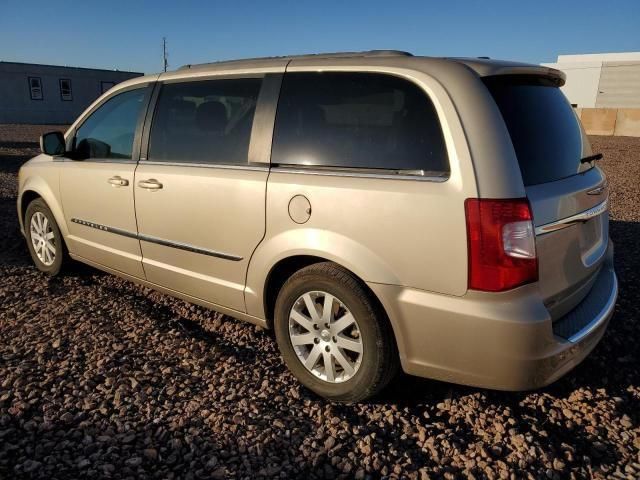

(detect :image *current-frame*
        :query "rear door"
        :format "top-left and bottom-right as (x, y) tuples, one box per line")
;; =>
(133, 74), (281, 312)
(484, 76), (609, 318)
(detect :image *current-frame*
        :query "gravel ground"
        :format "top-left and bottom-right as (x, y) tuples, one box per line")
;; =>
(0, 125), (639, 479)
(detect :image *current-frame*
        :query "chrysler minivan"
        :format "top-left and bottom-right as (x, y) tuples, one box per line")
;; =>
(18, 51), (617, 401)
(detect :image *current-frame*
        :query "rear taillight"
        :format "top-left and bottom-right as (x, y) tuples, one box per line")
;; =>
(465, 198), (538, 292)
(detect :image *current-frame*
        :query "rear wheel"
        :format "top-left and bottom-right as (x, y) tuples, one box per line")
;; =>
(274, 262), (398, 402)
(25, 198), (67, 276)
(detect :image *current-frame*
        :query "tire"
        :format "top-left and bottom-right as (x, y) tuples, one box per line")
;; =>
(24, 198), (67, 276)
(274, 262), (399, 402)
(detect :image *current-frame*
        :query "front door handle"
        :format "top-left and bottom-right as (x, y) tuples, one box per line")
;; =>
(138, 179), (163, 190)
(108, 176), (129, 187)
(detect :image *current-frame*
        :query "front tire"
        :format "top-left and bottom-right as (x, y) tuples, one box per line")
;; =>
(274, 262), (398, 402)
(24, 198), (67, 276)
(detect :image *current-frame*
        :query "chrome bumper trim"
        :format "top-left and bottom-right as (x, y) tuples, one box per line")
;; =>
(567, 272), (617, 343)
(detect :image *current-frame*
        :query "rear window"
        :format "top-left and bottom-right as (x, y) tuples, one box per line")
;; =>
(271, 72), (449, 176)
(484, 76), (591, 186)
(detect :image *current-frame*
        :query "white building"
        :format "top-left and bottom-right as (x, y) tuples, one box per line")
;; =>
(542, 52), (640, 108)
(0, 62), (142, 124)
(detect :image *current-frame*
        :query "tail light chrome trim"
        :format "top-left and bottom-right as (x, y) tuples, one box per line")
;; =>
(535, 198), (608, 236)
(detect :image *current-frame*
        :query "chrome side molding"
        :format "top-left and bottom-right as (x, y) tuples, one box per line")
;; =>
(137, 233), (242, 261)
(70, 218), (243, 261)
(535, 199), (608, 236)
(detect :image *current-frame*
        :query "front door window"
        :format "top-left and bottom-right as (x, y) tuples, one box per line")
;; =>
(75, 88), (147, 160)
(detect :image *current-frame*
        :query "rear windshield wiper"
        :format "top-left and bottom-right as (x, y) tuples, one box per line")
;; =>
(580, 153), (603, 164)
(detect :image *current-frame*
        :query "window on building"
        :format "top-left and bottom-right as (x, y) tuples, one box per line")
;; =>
(74, 87), (147, 160)
(148, 78), (262, 165)
(271, 72), (449, 175)
(101, 81), (116, 94)
(59, 79), (72, 101)
(28, 77), (43, 100)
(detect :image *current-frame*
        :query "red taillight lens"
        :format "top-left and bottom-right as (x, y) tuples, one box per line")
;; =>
(465, 198), (538, 292)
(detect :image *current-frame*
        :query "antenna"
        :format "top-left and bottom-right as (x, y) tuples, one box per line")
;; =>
(162, 37), (168, 72)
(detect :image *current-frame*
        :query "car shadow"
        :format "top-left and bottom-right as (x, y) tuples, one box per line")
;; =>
(1, 196), (636, 476)
(0, 140), (39, 149)
(2, 191), (638, 396)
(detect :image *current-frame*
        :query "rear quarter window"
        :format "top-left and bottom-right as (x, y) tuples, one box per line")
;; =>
(271, 72), (449, 176)
(483, 76), (592, 186)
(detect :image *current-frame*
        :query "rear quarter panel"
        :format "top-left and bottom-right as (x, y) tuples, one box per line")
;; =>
(245, 62), (479, 319)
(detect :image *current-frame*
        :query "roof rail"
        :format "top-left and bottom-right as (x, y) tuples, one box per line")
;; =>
(179, 50), (413, 70)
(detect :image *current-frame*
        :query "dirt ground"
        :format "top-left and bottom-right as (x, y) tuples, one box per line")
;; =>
(0, 125), (638, 479)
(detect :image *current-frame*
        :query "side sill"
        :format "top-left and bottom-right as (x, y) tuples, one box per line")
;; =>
(69, 253), (269, 329)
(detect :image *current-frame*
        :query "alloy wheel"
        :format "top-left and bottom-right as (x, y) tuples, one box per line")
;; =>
(288, 290), (364, 383)
(30, 211), (56, 266)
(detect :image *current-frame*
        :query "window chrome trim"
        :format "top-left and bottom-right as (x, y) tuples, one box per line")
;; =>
(70, 218), (242, 261)
(53, 158), (138, 164)
(535, 199), (609, 236)
(138, 160), (269, 172)
(159, 72), (266, 84)
(270, 165), (449, 182)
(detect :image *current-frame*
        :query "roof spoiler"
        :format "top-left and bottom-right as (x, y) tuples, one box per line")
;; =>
(486, 65), (566, 86)
(450, 58), (567, 87)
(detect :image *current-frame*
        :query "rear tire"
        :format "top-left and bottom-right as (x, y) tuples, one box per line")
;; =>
(24, 198), (67, 276)
(274, 262), (398, 402)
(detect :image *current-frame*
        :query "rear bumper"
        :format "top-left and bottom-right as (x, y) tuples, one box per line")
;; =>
(368, 243), (617, 391)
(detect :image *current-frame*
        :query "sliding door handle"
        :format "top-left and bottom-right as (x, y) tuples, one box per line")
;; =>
(138, 179), (163, 190)
(108, 176), (129, 187)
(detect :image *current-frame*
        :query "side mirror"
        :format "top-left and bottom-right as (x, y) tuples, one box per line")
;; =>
(40, 131), (66, 156)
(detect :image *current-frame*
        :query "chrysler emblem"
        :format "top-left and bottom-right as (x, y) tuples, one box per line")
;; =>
(587, 185), (606, 195)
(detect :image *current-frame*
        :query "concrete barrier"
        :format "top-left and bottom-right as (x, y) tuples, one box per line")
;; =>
(579, 108), (617, 136)
(614, 109), (640, 137)
(576, 108), (640, 137)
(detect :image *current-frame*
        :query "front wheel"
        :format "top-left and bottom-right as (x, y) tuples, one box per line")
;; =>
(24, 198), (67, 276)
(274, 262), (398, 402)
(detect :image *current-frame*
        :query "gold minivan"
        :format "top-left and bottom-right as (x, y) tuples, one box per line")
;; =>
(18, 51), (617, 401)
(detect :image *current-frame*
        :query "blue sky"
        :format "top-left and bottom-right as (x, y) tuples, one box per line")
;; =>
(1, 0), (639, 74)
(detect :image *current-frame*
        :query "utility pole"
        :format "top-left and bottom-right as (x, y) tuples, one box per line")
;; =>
(163, 37), (168, 72)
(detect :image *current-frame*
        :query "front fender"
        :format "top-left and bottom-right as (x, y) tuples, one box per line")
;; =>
(18, 171), (67, 238)
(244, 227), (400, 319)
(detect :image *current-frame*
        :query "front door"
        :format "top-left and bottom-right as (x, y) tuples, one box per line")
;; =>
(60, 85), (151, 278)
(134, 76), (271, 312)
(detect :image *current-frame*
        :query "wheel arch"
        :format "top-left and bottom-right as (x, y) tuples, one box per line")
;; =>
(18, 178), (68, 239)
(247, 228), (400, 311)
(19, 190), (41, 224)
(263, 254), (327, 327)
(246, 229), (407, 356)
(263, 253), (400, 342)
